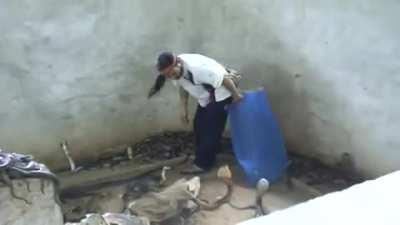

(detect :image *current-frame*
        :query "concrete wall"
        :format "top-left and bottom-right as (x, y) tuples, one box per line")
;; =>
(0, 0), (193, 169)
(0, 0), (399, 177)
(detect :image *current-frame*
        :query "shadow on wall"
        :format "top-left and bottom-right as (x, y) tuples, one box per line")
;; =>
(240, 54), (352, 167)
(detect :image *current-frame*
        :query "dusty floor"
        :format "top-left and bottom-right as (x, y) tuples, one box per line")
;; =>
(184, 160), (314, 225)
(59, 131), (364, 225)
(61, 154), (314, 225)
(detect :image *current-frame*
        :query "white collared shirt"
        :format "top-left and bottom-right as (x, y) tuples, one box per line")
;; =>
(174, 54), (231, 107)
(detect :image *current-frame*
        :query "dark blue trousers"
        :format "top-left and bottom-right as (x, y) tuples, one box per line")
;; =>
(193, 97), (232, 170)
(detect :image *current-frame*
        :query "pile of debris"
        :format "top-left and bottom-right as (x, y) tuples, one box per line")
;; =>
(72, 131), (232, 172)
(124, 131), (364, 193)
(126, 131), (363, 191)
(0, 149), (60, 203)
(1, 132), (366, 225)
(65, 213), (150, 225)
(130, 132), (195, 161)
(288, 153), (365, 191)
(0, 149), (64, 225)
(62, 166), (246, 225)
(128, 131), (232, 162)
(59, 131), (365, 224)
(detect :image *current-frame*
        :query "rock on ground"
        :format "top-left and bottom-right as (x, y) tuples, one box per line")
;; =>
(0, 178), (63, 225)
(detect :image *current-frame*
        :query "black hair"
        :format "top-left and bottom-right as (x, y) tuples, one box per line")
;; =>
(148, 52), (175, 99)
(156, 52), (175, 71)
(148, 74), (166, 98)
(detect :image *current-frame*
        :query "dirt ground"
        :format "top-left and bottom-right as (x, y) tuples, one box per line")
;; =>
(60, 131), (363, 225)
(183, 158), (314, 225)
(61, 154), (314, 225)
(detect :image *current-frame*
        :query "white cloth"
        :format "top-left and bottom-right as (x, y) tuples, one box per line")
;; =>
(174, 54), (232, 107)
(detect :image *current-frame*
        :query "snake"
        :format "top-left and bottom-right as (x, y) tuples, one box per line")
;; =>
(189, 165), (233, 211)
(228, 178), (270, 216)
(191, 177), (233, 211)
(191, 173), (270, 218)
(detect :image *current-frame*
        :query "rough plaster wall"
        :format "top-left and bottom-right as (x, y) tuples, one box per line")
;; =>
(189, 0), (400, 177)
(0, 0), (195, 169)
(0, 0), (399, 177)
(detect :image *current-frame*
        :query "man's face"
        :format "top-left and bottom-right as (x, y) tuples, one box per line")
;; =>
(160, 63), (181, 80)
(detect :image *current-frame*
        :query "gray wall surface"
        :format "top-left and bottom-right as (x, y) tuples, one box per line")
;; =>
(0, 0), (399, 177)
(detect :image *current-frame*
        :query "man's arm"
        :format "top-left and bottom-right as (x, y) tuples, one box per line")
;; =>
(194, 63), (243, 103)
(222, 77), (243, 103)
(179, 86), (189, 124)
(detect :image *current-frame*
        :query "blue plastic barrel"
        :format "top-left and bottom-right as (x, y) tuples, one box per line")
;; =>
(228, 89), (288, 185)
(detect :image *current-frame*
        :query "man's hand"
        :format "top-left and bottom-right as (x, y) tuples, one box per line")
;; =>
(232, 93), (244, 103)
(222, 77), (243, 104)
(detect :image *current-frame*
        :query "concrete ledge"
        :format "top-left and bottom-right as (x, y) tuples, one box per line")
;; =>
(238, 171), (400, 225)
